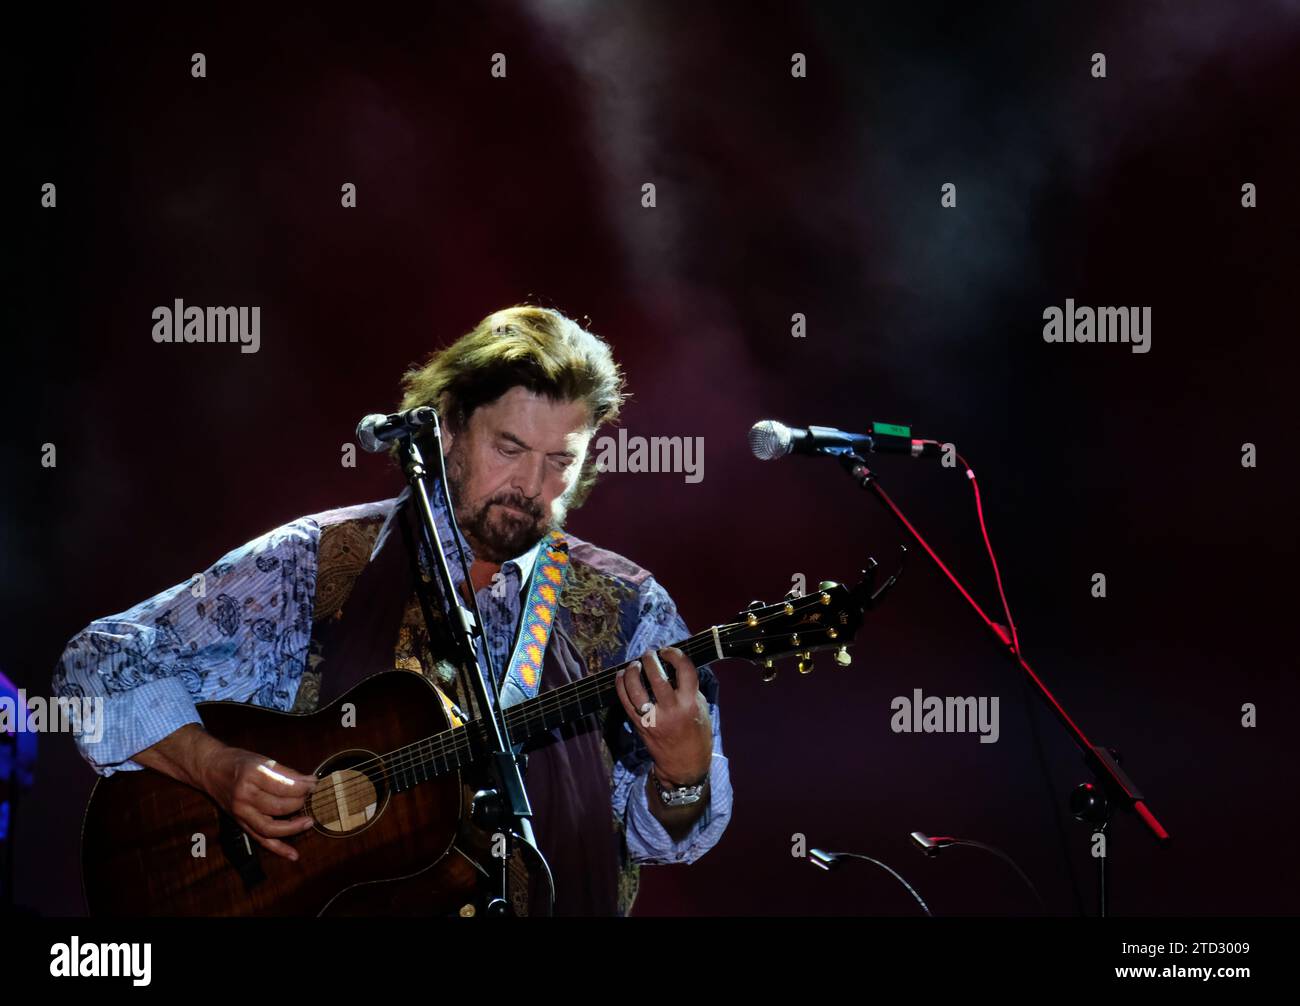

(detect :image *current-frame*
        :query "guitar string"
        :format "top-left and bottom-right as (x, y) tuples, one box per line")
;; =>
(314, 597), (821, 789)
(301, 601), (844, 819)
(304, 633), (727, 818)
(302, 623), (830, 821)
(298, 598), (845, 818)
(306, 593), (839, 803)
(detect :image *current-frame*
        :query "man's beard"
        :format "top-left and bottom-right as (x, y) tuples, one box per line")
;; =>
(444, 447), (567, 563)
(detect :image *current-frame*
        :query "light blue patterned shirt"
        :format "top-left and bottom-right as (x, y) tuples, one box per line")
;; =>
(53, 486), (732, 867)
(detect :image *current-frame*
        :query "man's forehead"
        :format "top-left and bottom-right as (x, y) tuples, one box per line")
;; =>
(473, 387), (593, 448)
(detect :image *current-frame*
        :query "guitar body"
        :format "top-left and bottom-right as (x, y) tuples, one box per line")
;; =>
(81, 671), (542, 917)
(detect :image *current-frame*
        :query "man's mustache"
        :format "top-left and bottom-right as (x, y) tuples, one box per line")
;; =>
(487, 493), (543, 520)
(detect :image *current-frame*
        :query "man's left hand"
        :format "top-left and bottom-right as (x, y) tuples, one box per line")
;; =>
(615, 646), (713, 786)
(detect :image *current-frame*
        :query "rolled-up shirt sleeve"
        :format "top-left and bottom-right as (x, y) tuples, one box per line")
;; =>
(611, 576), (733, 865)
(51, 518), (319, 776)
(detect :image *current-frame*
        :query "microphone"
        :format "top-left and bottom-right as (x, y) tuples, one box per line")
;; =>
(749, 419), (943, 462)
(908, 830), (1047, 911)
(356, 406), (440, 453)
(909, 831), (957, 858)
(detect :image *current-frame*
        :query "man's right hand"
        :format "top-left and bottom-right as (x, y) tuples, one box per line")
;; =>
(134, 724), (317, 862)
(199, 745), (318, 862)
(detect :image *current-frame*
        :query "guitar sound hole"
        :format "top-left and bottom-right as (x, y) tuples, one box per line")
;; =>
(308, 751), (387, 836)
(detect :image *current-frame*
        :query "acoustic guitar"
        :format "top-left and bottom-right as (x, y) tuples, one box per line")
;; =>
(81, 569), (892, 916)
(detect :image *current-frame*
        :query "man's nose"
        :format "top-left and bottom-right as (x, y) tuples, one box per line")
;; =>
(513, 453), (546, 500)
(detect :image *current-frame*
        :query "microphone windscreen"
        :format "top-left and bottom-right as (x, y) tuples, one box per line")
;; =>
(748, 420), (792, 461)
(355, 414), (387, 453)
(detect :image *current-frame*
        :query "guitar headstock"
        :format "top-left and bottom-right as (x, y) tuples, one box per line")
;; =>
(714, 552), (903, 680)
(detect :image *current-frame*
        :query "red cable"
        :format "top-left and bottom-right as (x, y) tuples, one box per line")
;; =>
(959, 453), (1021, 659)
(868, 480), (1000, 631)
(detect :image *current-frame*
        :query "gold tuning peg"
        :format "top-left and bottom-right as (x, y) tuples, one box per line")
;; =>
(798, 650), (814, 675)
(835, 646), (852, 667)
(761, 659), (777, 683)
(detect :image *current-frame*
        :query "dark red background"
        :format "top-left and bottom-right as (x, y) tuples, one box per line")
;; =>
(7, 1), (1298, 915)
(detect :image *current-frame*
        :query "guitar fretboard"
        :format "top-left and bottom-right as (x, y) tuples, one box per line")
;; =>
(382, 629), (721, 792)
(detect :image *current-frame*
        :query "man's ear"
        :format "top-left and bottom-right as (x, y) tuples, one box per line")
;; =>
(439, 407), (464, 456)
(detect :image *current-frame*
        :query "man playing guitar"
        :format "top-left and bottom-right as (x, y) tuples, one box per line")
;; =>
(54, 305), (733, 916)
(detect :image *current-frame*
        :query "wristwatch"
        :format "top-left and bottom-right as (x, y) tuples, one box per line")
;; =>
(651, 764), (709, 807)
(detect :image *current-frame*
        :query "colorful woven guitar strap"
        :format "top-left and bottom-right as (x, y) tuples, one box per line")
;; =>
(497, 529), (570, 711)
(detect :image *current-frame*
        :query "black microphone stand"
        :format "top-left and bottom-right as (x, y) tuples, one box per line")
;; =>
(396, 422), (545, 916)
(834, 450), (1170, 917)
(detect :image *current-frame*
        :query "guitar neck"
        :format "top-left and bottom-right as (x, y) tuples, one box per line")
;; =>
(501, 628), (719, 744)
(382, 578), (865, 792)
(386, 628), (721, 790)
